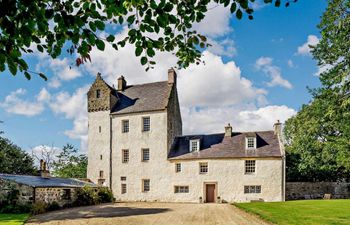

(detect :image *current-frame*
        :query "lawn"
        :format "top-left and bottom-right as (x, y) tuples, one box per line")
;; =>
(235, 199), (350, 225)
(0, 214), (29, 225)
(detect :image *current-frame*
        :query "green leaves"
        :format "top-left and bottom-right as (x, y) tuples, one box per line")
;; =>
(96, 39), (105, 51)
(141, 56), (148, 65)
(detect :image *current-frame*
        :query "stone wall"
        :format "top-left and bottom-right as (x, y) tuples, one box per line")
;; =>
(35, 187), (77, 206)
(286, 182), (350, 200)
(0, 179), (34, 205)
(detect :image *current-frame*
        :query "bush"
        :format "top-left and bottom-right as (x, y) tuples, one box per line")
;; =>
(47, 201), (61, 211)
(0, 203), (31, 213)
(73, 186), (99, 206)
(31, 201), (47, 215)
(97, 187), (114, 203)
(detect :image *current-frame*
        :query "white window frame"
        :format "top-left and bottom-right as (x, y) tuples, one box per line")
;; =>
(199, 162), (208, 174)
(122, 120), (129, 133)
(174, 186), (189, 193)
(246, 137), (256, 149)
(175, 163), (181, 173)
(190, 139), (200, 152)
(245, 160), (256, 174)
(244, 185), (261, 194)
(122, 149), (129, 163)
(142, 179), (150, 192)
(142, 148), (150, 162)
(142, 117), (150, 132)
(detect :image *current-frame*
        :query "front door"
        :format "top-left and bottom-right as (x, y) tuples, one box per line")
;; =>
(206, 184), (215, 203)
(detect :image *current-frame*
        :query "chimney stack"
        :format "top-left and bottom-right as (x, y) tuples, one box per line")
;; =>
(39, 159), (50, 179)
(168, 68), (177, 85)
(225, 123), (232, 137)
(273, 120), (282, 136)
(118, 76), (127, 91)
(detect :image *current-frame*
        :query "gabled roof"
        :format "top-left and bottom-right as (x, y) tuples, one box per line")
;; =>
(0, 174), (97, 188)
(168, 131), (282, 160)
(111, 81), (172, 115)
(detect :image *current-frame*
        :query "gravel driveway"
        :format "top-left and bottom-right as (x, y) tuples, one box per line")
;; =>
(26, 202), (269, 225)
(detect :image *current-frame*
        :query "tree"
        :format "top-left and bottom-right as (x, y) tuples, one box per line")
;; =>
(0, 136), (37, 175)
(284, 0), (350, 182)
(51, 144), (87, 178)
(0, 0), (295, 80)
(31, 145), (59, 170)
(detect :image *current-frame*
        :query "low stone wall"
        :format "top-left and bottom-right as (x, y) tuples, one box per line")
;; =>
(0, 179), (34, 204)
(35, 187), (77, 206)
(286, 182), (350, 200)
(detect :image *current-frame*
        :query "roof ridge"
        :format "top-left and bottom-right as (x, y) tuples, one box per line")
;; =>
(125, 80), (168, 87)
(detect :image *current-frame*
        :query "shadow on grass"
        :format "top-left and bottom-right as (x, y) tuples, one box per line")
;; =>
(28, 204), (171, 223)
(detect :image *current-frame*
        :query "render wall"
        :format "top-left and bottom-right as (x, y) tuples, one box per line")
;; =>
(87, 110), (111, 187)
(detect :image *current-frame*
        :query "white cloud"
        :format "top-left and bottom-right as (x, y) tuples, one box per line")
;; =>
(0, 88), (49, 116)
(297, 35), (319, 56)
(287, 59), (295, 68)
(251, 0), (268, 10)
(255, 57), (293, 89)
(207, 38), (237, 57)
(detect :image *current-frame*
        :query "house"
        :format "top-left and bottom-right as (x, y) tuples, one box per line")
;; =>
(0, 160), (96, 206)
(87, 69), (285, 203)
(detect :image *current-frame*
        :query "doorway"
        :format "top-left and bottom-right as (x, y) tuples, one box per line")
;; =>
(205, 184), (216, 203)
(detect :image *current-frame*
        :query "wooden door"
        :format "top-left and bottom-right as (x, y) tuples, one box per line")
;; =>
(206, 184), (215, 203)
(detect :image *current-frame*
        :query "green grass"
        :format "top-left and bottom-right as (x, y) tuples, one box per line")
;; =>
(235, 200), (350, 225)
(0, 214), (29, 225)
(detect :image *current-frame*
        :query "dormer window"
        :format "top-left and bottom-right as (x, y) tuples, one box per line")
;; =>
(190, 139), (200, 152)
(96, 89), (101, 98)
(246, 137), (256, 149)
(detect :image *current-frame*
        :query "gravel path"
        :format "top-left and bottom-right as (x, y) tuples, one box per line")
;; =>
(26, 202), (269, 225)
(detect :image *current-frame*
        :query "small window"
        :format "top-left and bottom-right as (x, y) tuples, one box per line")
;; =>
(199, 162), (208, 174)
(174, 186), (189, 193)
(122, 149), (129, 163)
(142, 179), (150, 192)
(100, 155), (103, 160)
(246, 137), (256, 149)
(122, 120), (129, 133)
(175, 163), (181, 173)
(96, 89), (101, 98)
(121, 183), (127, 194)
(142, 117), (150, 132)
(99, 170), (104, 178)
(62, 189), (71, 200)
(142, 148), (150, 161)
(121, 176), (126, 181)
(245, 160), (256, 174)
(244, 185), (261, 194)
(190, 139), (200, 152)
(99, 126), (101, 133)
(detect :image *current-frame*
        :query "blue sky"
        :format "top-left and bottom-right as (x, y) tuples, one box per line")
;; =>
(0, 0), (327, 153)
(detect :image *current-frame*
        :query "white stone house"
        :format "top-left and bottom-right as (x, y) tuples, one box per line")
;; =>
(87, 69), (285, 203)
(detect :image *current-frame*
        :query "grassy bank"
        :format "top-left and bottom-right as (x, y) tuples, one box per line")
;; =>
(0, 214), (29, 225)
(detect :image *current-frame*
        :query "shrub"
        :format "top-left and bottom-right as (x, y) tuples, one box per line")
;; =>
(31, 201), (47, 215)
(47, 201), (61, 211)
(73, 186), (99, 206)
(97, 187), (114, 203)
(0, 203), (31, 213)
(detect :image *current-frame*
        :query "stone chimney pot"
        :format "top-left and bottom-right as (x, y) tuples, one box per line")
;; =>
(273, 120), (282, 136)
(225, 123), (232, 137)
(118, 75), (127, 91)
(168, 68), (177, 85)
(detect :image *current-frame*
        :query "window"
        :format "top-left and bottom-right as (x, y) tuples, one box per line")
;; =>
(62, 189), (71, 200)
(174, 186), (189, 193)
(122, 120), (129, 133)
(99, 126), (101, 133)
(121, 176), (126, 181)
(190, 139), (200, 152)
(142, 179), (150, 192)
(199, 162), (208, 174)
(121, 184), (127, 194)
(96, 89), (101, 98)
(142, 117), (150, 132)
(175, 163), (181, 173)
(142, 148), (150, 161)
(100, 155), (103, 160)
(99, 170), (104, 178)
(244, 185), (261, 194)
(246, 137), (256, 149)
(245, 160), (256, 174)
(122, 149), (129, 163)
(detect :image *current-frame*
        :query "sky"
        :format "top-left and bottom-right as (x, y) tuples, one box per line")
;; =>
(0, 0), (327, 153)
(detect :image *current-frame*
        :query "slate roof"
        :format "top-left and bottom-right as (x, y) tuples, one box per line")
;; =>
(111, 81), (172, 115)
(168, 131), (282, 160)
(0, 174), (97, 188)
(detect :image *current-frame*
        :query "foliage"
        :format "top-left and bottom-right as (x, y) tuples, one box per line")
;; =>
(51, 144), (87, 178)
(0, 0), (295, 80)
(0, 213), (29, 225)
(97, 187), (114, 203)
(46, 201), (61, 212)
(73, 186), (99, 206)
(235, 200), (350, 225)
(31, 202), (47, 215)
(0, 204), (31, 214)
(284, 0), (350, 182)
(0, 136), (36, 175)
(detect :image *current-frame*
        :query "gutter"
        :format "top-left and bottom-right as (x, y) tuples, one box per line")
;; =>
(109, 115), (113, 191)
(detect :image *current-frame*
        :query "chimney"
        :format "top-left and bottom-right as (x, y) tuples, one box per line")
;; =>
(168, 68), (177, 85)
(39, 159), (50, 179)
(273, 120), (282, 136)
(225, 123), (232, 137)
(118, 75), (127, 91)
